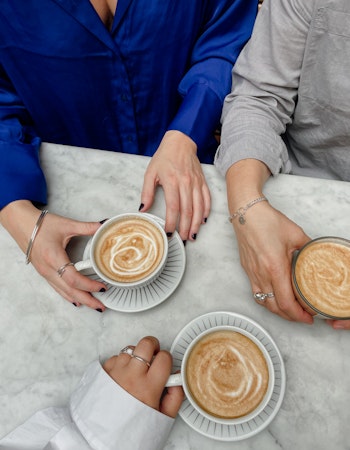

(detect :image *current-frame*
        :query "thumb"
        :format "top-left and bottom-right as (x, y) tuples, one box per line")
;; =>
(159, 386), (184, 418)
(293, 228), (311, 252)
(73, 220), (102, 238)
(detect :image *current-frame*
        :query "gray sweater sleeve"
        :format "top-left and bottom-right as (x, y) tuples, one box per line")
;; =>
(215, 0), (315, 177)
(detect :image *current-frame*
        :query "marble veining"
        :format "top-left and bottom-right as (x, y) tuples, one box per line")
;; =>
(0, 143), (350, 449)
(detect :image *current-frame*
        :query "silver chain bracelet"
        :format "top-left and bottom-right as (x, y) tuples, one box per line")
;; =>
(228, 197), (268, 225)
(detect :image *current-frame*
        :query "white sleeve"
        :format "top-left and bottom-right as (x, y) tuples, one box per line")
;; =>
(0, 407), (92, 450)
(0, 361), (175, 450)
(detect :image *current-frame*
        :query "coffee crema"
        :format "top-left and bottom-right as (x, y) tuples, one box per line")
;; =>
(294, 240), (350, 318)
(186, 330), (269, 419)
(94, 216), (165, 283)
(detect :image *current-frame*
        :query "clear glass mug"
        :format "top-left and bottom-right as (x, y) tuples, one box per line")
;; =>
(292, 236), (350, 319)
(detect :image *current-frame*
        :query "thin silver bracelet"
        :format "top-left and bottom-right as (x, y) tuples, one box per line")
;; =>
(228, 197), (268, 225)
(25, 209), (49, 264)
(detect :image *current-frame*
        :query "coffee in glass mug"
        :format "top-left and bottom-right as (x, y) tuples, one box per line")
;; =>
(292, 236), (350, 319)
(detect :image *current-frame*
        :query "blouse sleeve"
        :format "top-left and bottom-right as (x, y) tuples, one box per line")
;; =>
(0, 64), (46, 210)
(168, 0), (258, 151)
(0, 361), (175, 450)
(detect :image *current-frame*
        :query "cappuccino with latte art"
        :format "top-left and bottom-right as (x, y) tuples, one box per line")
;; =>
(74, 213), (168, 288)
(185, 330), (269, 419)
(94, 216), (165, 284)
(292, 236), (350, 319)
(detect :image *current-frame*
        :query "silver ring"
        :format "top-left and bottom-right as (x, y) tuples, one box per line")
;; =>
(119, 346), (151, 368)
(253, 292), (275, 302)
(57, 262), (74, 277)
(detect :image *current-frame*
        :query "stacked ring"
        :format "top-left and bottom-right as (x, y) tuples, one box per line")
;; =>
(57, 262), (75, 278)
(253, 292), (275, 302)
(119, 346), (151, 367)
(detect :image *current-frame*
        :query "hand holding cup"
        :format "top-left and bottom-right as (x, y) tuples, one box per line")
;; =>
(103, 336), (183, 418)
(75, 213), (169, 289)
(165, 326), (274, 425)
(292, 236), (350, 320)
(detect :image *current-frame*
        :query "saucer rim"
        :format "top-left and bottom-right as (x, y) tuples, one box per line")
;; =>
(81, 214), (186, 312)
(170, 310), (286, 441)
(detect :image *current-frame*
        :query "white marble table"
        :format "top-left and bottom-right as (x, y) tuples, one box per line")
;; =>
(1, 143), (350, 449)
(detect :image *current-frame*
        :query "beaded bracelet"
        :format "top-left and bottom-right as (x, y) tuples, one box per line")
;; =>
(25, 209), (48, 264)
(228, 197), (267, 225)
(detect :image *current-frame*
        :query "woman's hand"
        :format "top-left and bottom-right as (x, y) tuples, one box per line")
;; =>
(103, 336), (184, 418)
(232, 200), (313, 323)
(225, 159), (313, 324)
(0, 200), (107, 311)
(140, 130), (211, 242)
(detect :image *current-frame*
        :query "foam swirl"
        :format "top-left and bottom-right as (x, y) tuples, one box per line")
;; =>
(295, 241), (350, 317)
(186, 330), (269, 419)
(95, 217), (164, 283)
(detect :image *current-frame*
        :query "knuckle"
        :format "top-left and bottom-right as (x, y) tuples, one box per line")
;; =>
(276, 297), (291, 313)
(167, 173), (180, 187)
(179, 226), (191, 238)
(60, 271), (76, 286)
(167, 202), (180, 215)
(60, 285), (75, 301)
(181, 173), (192, 187)
(140, 336), (159, 348)
(181, 207), (193, 219)
(265, 256), (287, 275)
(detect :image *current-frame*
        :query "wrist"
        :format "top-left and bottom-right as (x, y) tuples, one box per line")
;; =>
(226, 159), (270, 211)
(164, 130), (197, 154)
(228, 196), (268, 225)
(0, 200), (42, 252)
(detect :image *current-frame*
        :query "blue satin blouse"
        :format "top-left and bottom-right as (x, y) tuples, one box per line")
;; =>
(0, 0), (257, 209)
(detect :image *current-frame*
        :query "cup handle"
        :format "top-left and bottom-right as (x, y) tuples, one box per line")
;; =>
(74, 259), (93, 272)
(165, 372), (183, 387)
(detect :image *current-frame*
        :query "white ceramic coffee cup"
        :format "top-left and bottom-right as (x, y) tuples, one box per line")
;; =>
(75, 213), (168, 289)
(166, 325), (275, 425)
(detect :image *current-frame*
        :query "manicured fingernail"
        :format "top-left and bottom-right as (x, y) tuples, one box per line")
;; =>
(99, 218), (109, 224)
(192, 233), (197, 240)
(96, 308), (103, 313)
(182, 240), (187, 246)
(166, 232), (173, 238)
(72, 302), (78, 307)
(138, 203), (144, 211)
(99, 288), (106, 292)
(204, 217), (208, 223)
